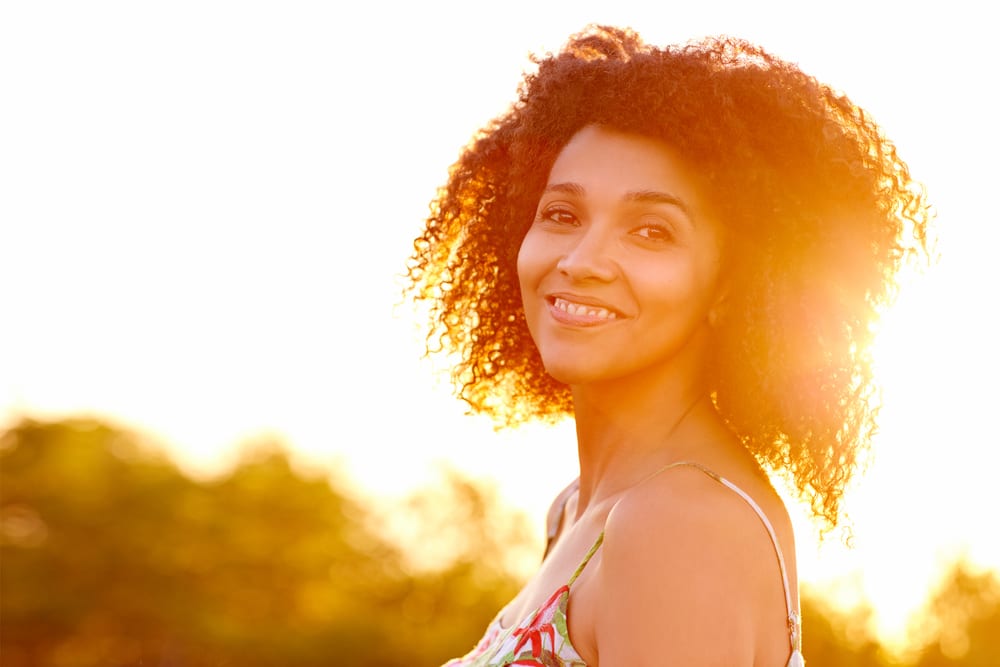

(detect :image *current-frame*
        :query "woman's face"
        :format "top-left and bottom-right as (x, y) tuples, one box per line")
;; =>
(516, 125), (725, 388)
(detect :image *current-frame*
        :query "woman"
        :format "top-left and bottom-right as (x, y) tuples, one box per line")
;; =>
(407, 26), (931, 667)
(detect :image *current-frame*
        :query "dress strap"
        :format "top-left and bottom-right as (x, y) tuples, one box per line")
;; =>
(644, 461), (804, 662)
(567, 531), (605, 587)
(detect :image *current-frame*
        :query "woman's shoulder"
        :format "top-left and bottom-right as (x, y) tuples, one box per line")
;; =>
(604, 460), (796, 589)
(593, 462), (795, 664)
(603, 460), (791, 572)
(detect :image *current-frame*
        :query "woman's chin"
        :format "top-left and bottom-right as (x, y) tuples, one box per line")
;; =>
(541, 360), (620, 388)
(541, 363), (595, 387)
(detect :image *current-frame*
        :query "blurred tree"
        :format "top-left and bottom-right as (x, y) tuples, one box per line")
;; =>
(799, 592), (895, 667)
(0, 418), (524, 666)
(6, 417), (996, 666)
(908, 560), (1000, 667)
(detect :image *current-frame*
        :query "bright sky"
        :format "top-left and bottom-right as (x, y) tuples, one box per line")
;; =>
(3, 0), (998, 651)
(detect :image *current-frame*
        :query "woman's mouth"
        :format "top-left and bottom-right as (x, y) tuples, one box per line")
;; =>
(548, 296), (622, 325)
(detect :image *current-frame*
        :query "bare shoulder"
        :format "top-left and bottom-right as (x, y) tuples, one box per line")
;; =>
(543, 477), (580, 555)
(593, 465), (794, 666)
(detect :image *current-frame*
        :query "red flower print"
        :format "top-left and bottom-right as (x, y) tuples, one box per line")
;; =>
(512, 585), (569, 658)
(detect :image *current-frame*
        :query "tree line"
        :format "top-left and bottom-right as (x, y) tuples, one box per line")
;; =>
(1, 418), (997, 666)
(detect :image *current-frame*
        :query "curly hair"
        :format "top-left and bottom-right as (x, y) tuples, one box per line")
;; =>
(406, 26), (932, 529)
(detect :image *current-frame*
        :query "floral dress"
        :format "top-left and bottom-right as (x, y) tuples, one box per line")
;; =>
(442, 462), (805, 667)
(443, 532), (602, 667)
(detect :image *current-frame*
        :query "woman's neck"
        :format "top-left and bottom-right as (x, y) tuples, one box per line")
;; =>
(570, 373), (724, 516)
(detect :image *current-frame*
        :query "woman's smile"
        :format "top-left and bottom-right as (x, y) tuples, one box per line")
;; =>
(517, 125), (725, 387)
(547, 295), (622, 325)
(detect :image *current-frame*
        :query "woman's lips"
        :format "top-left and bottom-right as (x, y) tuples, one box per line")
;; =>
(547, 296), (622, 326)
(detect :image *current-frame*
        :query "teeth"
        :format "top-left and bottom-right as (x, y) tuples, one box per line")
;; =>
(553, 298), (617, 320)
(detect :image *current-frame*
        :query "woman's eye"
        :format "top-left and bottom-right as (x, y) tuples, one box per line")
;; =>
(540, 207), (578, 225)
(633, 224), (673, 242)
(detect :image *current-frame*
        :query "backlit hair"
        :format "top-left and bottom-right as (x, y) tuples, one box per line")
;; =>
(406, 26), (932, 529)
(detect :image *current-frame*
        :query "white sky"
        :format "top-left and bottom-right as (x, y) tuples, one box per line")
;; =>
(2, 0), (998, 649)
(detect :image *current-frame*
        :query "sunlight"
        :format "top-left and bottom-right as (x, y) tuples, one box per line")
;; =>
(809, 232), (1000, 648)
(4, 2), (998, 661)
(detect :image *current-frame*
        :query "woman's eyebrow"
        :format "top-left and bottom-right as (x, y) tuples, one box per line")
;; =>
(625, 189), (692, 216)
(542, 182), (586, 196)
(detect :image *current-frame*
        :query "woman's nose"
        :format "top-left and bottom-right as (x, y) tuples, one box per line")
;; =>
(556, 226), (617, 282)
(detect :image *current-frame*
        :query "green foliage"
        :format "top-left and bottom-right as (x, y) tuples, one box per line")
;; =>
(796, 561), (1000, 667)
(0, 418), (521, 666)
(3, 417), (999, 666)
(908, 561), (1000, 667)
(799, 593), (895, 667)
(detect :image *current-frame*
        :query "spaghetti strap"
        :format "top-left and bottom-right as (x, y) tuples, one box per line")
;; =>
(643, 461), (805, 665)
(567, 531), (605, 587)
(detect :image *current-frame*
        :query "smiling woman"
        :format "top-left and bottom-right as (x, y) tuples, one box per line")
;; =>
(517, 126), (725, 390)
(406, 25), (931, 667)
